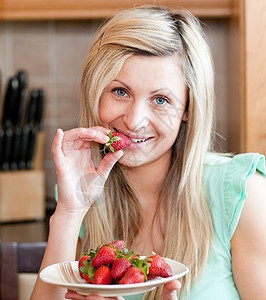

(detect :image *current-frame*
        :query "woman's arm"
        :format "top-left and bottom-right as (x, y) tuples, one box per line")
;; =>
(31, 128), (123, 299)
(231, 172), (266, 300)
(31, 208), (86, 299)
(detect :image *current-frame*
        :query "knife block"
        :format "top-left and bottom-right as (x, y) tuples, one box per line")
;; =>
(0, 169), (45, 222)
(33, 131), (45, 169)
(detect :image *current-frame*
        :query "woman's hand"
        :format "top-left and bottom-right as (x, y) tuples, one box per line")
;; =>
(65, 280), (181, 300)
(162, 280), (182, 299)
(52, 127), (123, 216)
(65, 291), (124, 300)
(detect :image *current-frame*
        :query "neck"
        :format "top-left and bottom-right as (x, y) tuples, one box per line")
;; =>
(122, 150), (171, 207)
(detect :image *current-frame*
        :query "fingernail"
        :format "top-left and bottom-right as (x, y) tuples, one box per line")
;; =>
(116, 150), (123, 158)
(57, 128), (63, 135)
(102, 134), (109, 142)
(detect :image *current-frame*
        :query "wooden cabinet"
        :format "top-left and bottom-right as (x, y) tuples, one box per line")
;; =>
(0, 0), (232, 20)
(0, 0), (265, 154)
(228, 0), (266, 154)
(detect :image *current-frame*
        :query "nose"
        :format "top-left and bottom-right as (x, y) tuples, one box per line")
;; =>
(123, 100), (149, 131)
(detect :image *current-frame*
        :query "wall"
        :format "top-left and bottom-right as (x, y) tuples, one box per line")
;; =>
(0, 18), (229, 200)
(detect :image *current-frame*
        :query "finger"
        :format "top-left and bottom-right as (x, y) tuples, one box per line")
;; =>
(51, 128), (64, 159)
(162, 280), (182, 300)
(65, 291), (118, 300)
(96, 150), (123, 180)
(86, 296), (119, 300)
(65, 290), (86, 299)
(86, 296), (115, 300)
(61, 128), (109, 156)
(63, 128), (110, 144)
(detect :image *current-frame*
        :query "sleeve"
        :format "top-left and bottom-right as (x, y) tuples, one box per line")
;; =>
(224, 153), (266, 239)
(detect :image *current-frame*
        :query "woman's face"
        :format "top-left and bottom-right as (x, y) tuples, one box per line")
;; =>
(99, 55), (187, 167)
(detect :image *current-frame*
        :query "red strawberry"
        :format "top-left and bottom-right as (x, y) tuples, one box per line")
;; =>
(119, 267), (145, 284)
(78, 255), (90, 279)
(147, 254), (173, 278)
(83, 273), (93, 284)
(108, 240), (126, 251)
(78, 254), (96, 283)
(103, 130), (132, 154)
(93, 266), (112, 285)
(111, 258), (132, 280)
(147, 274), (159, 280)
(92, 245), (117, 268)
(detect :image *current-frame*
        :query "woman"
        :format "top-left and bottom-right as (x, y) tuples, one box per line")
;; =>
(31, 5), (266, 300)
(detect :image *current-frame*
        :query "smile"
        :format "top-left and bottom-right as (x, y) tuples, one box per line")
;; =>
(131, 138), (149, 143)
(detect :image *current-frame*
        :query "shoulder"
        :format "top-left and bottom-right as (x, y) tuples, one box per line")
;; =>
(231, 172), (266, 298)
(233, 171), (266, 236)
(203, 152), (265, 185)
(203, 152), (266, 238)
(204, 151), (265, 170)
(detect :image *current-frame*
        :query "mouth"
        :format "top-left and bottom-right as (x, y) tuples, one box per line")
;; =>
(130, 137), (150, 143)
(113, 128), (154, 145)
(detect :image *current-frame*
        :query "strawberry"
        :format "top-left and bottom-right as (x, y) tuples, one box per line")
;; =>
(108, 240), (126, 251)
(111, 258), (132, 280)
(93, 266), (112, 285)
(147, 274), (159, 280)
(78, 254), (96, 283)
(83, 273), (93, 284)
(78, 254), (90, 279)
(92, 245), (117, 268)
(119, 257), (149, 284)
(118, 267), (145, 284)
(103, 130), (132, 154)
(147, 254), (173, 278)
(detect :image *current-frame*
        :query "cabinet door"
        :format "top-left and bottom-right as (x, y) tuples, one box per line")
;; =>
(228, 0), (266, 154)
(0, 0), (232, 20)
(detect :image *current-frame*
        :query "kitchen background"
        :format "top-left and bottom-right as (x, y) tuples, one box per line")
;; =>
(0, 17), (229, 240)
(0, 17), (229, 200)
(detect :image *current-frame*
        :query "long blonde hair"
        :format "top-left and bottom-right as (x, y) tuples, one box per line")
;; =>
(80, 5), (214, 298)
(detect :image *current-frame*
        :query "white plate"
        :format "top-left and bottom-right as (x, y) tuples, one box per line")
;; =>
(40, 257), (189, 297)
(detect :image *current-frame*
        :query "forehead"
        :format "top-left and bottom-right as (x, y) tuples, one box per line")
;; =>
(113, 55), (186, 101)
(117, 54), (183, 78)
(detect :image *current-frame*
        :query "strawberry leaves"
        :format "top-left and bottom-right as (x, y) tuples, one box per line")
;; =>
(103, 130), (132, 154)
(104, 131), (121, 154)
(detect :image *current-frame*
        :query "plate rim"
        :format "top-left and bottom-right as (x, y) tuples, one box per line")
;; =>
(40, 257), (189, 294)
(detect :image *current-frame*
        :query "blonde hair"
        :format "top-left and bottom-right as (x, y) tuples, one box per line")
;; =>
(80, 5), (214, 298)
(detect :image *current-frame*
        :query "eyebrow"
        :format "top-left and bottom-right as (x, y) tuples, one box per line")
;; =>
(111, 79), (131, 91)
(111, 79), (174, 96)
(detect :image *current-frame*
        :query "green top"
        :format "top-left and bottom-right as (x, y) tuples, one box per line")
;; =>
(124, 153), (266, 300)
(56, 152), (266, 299)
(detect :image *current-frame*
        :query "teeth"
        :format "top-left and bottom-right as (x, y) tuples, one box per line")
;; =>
(131, 138), (148, 143)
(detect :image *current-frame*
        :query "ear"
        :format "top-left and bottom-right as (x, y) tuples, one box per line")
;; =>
(182, 110), (188, 122)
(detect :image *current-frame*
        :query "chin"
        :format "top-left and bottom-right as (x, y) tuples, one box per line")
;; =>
(118, 152), (148, 168)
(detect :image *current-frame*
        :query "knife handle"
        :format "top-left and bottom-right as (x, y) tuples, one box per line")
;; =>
(0, 128), (4, 167)
(16, 88), (28, 126)
(2, 77), (19, 128)
(26, 125), (38, 169)
(27, 89), (39, 125)
(35, 89), (45, 130)
(18, 125), (30, 170)
(16, 70), (28, 90)
(16, 70), (28, 126)
(2, 128), (13, 171)
(10, 125), (23, 170)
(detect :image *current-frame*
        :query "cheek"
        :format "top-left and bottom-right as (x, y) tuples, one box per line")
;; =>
(154, 109), (183, 140)
(99, 96), (114, 127)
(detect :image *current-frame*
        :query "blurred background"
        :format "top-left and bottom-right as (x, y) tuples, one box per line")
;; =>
(0, 0), (265, 241)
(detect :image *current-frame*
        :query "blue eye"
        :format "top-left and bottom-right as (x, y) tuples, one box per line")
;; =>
(154, 97), (168, 106)
(113, 88), (128, 97)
